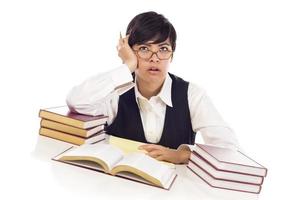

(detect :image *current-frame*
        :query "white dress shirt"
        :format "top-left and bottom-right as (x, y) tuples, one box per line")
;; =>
(66, 65), (239, 150)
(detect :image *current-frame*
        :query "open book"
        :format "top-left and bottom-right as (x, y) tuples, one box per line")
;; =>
(53, 139), (177, 190)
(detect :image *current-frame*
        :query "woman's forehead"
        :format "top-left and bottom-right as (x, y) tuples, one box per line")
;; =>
(140, 38), (171, 46)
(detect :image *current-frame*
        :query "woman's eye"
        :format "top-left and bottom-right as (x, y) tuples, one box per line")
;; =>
(139, 46), (149, 51)
(160, 47), (169, 52)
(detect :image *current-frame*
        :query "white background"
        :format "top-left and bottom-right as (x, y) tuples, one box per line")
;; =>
(0, 0), (299, 199)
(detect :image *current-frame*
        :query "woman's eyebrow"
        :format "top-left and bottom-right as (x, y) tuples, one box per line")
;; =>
(142, 42), (171, 46)
(158, 43), (171, 46)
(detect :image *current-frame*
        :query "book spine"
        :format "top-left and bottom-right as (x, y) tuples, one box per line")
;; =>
(187, 165), (261, 194)
(39, 127), (94, 145)
(39, 110), (85, 129)
(191, 151), (264, 183)
(189, 158), (263, 185)
(40, 119), (104, 138)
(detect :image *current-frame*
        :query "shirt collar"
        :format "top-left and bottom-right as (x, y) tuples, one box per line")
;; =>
(134, 73), (173, 107)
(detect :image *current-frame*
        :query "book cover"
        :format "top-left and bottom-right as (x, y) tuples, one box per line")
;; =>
(40, 119), (104, 138)
(190, 151), (264, 184)
(194, 144), (267, 176)
(39, 127), (105, 145)
(187, 160), (262, 194)
(39, 106), (108, 129)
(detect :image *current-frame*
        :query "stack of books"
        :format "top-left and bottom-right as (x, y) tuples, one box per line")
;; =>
(39, 106), (108, 145)
(187, 144), (267, 194)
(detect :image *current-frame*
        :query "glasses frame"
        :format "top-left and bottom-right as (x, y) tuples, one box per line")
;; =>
(133, 48), (173, 60)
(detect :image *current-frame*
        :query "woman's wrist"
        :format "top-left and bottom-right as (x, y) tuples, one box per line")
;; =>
(125, 61), (137, 73)
(176, 144), (192, 164)
(176, 149), (191, 164)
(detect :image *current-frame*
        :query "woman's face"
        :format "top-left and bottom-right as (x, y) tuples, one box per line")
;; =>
(132, 38), (173, 85)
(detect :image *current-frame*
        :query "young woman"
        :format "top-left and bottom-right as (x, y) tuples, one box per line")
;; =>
(67, 11), (239, 164)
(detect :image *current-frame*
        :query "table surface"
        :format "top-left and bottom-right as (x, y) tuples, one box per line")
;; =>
(27, 136), (261, 200)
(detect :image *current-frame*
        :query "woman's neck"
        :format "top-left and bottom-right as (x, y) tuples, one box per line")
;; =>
(136, 77), (164, 100)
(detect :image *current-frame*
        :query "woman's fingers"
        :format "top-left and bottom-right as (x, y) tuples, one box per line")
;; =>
(119, 38), (124, 45)
(124, 35), (129, 45)
(116, 33), (137, 71)
(117, 34), (131, 52)
(155, 155), (165, 161)
(118, 34), (125, 49)
(147, 149), (163, 158)
(139, 144), (164, 152)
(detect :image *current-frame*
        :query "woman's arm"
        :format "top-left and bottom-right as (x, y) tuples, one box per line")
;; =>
(188, 83), (240, 150)
(138, 144), (191, 164)
(66, 65), (134, 125)
(67, 34), (138, 125)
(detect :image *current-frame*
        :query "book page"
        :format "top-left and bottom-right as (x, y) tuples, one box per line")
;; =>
(112, 153), (176, 188)
(59, 143), (124, 171)
(108, 135), (147, 154)
(108, 135), (175, 168)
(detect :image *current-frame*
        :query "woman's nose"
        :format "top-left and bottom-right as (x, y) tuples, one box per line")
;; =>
(149, 52), (160, 63)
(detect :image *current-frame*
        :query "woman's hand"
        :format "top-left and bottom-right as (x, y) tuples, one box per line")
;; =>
(138, 144), (191, 164)
(117, 35), (137, 73)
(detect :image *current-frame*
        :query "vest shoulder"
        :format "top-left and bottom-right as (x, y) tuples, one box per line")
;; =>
(168, 73), (189, 86)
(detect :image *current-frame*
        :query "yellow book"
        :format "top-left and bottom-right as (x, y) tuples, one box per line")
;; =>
(108, 135), (148, 154)
(53, 142), (177, 189)
(108, 135), (174, 167)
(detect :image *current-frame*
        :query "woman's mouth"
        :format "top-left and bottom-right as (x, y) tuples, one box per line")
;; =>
(148, 67), (159, 71)
(147, 67), (160, 75)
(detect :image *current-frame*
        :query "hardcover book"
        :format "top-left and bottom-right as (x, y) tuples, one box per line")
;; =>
(193, 144), (267, 176)
(40, 119), (104, 138)
(188, 160), (262, 194)
(39, 127), (105, 145)
(53, 142), (177, 190)
(39, 106), (108, 129)
(190, 151), (264, 184)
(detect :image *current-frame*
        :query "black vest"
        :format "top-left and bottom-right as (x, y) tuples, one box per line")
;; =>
(105, 73), (196, 149)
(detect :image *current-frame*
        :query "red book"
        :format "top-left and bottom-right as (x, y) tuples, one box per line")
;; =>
(193, 144), (267, 177)
(190, 151), (264, 185)
(187, 160), (262, 194)
(39, 106), (108, 129)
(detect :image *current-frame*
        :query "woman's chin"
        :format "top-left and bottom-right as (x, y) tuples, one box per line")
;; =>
(137, 71), (165, 82)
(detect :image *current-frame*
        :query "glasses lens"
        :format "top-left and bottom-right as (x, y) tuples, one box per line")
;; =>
(158, 52), (172, 59)
(138, 51), (152, 59)
(138, 51), (172, 60)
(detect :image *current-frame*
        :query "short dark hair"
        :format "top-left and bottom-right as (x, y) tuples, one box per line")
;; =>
(126, 11), (177, 52)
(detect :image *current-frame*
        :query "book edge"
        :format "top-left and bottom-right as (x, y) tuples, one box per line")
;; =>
(187, 165), (261, 194)
(191, 151), (265, 180)
(188, 158), (263, 185)
(196, 144), (267, 175)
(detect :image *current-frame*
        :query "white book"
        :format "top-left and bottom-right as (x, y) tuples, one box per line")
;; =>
(53, 142), (177, 190)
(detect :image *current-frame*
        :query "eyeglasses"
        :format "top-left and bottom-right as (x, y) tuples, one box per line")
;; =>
(134, 46), (173, 60)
